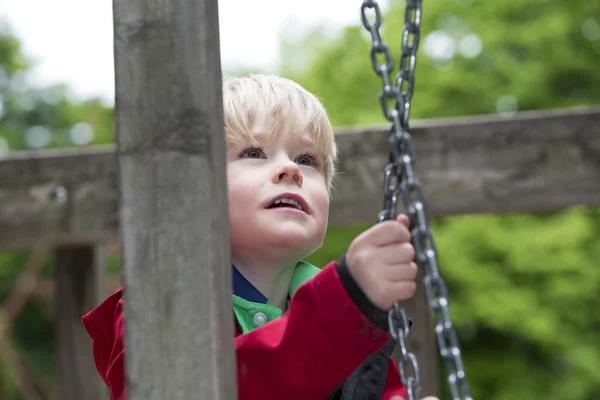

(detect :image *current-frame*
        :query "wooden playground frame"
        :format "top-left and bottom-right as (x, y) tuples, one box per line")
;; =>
(0, 0), (599, 398)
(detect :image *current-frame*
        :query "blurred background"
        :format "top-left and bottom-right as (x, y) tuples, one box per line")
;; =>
(0, 0), (599, 399)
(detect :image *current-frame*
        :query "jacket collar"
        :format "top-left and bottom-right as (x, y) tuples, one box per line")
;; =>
(232, 261), (321, 334)
(232, 261), (321, 304)
(232, 264), (268, 303)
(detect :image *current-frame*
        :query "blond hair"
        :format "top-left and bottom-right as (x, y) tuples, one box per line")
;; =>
(222, 74), (337, 192)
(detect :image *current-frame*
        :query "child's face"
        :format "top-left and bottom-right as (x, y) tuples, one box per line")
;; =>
(226, 111), (330, 263)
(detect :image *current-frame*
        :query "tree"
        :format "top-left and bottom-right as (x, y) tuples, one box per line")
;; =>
(286, 1), (600, 399)
(0, 21), (115, 399)
(278, 0), (600, 126)
(0, 22), (114, 154)
(2, 1), (600, 398)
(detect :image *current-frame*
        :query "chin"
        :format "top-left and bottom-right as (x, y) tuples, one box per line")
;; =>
(262, 224), (322, 253)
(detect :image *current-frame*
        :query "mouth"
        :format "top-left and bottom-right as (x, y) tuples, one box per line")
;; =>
(264, 193), (310, 214)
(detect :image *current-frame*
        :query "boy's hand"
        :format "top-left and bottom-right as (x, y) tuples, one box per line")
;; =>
(346, 214), (417, 311)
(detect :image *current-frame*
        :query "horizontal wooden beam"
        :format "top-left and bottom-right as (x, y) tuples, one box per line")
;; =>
(333, 106), (600, 225)
(1, 106), (599, 250)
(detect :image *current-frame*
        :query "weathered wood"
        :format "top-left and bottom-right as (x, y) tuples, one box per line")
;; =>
(55, 246), (106, 400)
(332, 106), (600, 224)
(0, 146), (118, 250)
(0, 106), (599, 250)
(112, 0), (236, 399)
(394, 270), (440, 398)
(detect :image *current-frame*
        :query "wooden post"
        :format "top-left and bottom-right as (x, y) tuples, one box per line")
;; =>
(55, 246), (106, 400)
(2, 107), (599, 251)
(395, 270), (440, 398)
(112, 0), (236, 399)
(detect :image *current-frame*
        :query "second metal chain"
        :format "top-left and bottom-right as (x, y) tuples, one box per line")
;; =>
(360, 1), (473, 399)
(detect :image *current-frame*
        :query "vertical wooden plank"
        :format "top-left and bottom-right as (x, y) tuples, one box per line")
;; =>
(394, 269), (440, 398)
(112, 0), (236, 399)
(55, 246), (106, 400)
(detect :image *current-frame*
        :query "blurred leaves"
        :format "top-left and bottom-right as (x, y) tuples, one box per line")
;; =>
(278, 0), (600, 126)
(0, 23), (114, 155)
(294, 0), (600, 398)
(307, 208), (600, 399)
(1, 0), (600, 399)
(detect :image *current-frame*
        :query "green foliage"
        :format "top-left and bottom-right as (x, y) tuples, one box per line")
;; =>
(0, 21), (116, 399)
(278, 0), (600, 126)
(307, 208), (600, 399)
(0, 24), (114, 153)
(291, 1), (600, 398)
(1, 1), (600, 399)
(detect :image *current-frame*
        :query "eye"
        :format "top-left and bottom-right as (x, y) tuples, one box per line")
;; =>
(296, 153), (321, 168)
(238, 147), (266, 159)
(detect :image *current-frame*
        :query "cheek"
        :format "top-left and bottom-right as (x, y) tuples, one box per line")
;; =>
(313, 189), (329, 215)
(302, 170), (330, 215)
(227, 169), (254, 215)
(310, 188), (330, 249)
(227, 169), (254, 246)
(309, 180), (330, 228)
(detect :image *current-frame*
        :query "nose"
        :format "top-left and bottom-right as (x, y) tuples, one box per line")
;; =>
(272, 161), (303, 187)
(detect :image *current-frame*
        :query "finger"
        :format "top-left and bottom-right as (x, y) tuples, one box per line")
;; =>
(370, 243), (415, 265)
(382, 280), (417, 305)
(396, 213), (410, 228)
(364, 220), (411, 246)
(382, 262), (418, 282)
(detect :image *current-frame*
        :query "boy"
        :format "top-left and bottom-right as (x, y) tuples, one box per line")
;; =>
(83, 75), (438, 400)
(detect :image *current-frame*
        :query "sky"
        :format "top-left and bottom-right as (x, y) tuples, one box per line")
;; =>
(0, 0), (389, 105)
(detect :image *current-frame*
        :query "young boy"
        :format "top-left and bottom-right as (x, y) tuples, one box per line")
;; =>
(83, 75), (438, 400)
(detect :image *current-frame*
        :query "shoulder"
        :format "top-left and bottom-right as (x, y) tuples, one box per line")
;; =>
(82, 287), (125, 341)
(81, 287), (126, 393)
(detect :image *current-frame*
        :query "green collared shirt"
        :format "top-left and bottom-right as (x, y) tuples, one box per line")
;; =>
(232, 261), (321, 333)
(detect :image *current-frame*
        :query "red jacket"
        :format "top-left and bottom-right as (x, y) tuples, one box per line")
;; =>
(82, 261), (407, 400)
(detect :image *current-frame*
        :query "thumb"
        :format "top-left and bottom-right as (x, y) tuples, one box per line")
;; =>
(396, 213), (410, 229)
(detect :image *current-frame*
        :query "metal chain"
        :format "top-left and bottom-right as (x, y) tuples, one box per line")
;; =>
(360, 1), (473, 399)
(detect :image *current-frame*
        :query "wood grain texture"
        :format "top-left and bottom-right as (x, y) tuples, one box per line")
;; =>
(112, 0), (237, 399)
(393, 268), (440, 398)
(1, 106), (598, 250)
(0, 146), (119, 250)
(330, 106), (600, 225)
(55, 246), (107, 400)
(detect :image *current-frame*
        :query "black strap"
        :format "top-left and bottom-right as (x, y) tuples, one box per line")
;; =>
(342, 340), (396, 400)
(336, 255), (391, 331)
(327, 340), (395, 400)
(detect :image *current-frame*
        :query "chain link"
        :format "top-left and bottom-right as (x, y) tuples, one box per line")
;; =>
(360, 1), (473, 399)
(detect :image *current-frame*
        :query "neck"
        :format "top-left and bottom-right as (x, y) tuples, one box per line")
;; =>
(233, 255), (298, 311)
